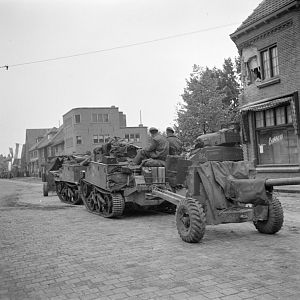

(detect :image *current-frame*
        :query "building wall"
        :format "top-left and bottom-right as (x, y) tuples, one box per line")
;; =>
(232, 7), (300, 177)
(63, 107), (148, 155)
(237, 12), (300, 106)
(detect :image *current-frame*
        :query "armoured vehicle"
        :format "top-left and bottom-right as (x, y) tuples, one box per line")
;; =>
(80, 133), (300, 243)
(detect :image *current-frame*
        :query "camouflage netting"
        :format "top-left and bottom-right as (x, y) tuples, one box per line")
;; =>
(93, 137), (140, 162)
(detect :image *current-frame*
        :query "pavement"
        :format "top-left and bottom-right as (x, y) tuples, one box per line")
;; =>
(0, 178), (300, 300)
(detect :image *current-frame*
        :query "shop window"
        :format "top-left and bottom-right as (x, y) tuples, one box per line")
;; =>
(256, 105), (292, 128)
(135, 134), (140, 142)
(257, 128), (297, 164)
(275, 107), (285, 125)
(265, 109), (274, 126)
(287, 106), (292, 124)
(260, 45), (279, 80)
(76, 136), (82, 144)
(255, 111), (264, 128)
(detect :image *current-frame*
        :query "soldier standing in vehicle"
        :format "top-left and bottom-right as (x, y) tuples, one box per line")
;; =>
(132, 127), (169, 165)
(166, 127), (183, 155)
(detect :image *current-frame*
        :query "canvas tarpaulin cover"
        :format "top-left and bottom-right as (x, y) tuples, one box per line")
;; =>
(194, 161), (268, 207)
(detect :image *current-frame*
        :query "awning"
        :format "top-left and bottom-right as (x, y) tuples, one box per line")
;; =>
(239, 94), (299, 141)
(240, 96), (292, 112)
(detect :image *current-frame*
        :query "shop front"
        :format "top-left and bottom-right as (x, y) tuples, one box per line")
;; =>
(240, 92), (300, 178)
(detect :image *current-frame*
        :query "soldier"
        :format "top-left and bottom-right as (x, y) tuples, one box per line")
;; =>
(132, 127), (169, 165)
(166, 127), (183, 155)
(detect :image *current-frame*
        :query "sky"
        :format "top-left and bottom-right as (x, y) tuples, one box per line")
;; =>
(0, 0), (262, 155)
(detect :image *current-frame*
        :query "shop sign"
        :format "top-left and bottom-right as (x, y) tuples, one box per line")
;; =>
(269, 134), (283, 146)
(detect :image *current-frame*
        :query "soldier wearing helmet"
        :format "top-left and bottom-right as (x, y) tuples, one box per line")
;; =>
(132, 127), (169, 165)
(166, 127), (183, 155)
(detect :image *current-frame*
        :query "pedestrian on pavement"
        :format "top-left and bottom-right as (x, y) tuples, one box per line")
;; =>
(166, 127), (183, 155)
(132, 127), (169, 165)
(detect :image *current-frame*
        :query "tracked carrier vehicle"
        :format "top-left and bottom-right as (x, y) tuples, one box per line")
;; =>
(54, 163), (87, 205)
(79, 156), (190, 217)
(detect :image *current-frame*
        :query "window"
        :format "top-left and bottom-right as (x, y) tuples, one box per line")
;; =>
(93, 134), (109, 144)
(255, 111), (264, 128)
(91, 113), (109, 123)
(74, 114), (81, 124)
(275, 107), (285, 125)
(287, 106), (292, 124)
(124, 133), (141, 142)
(255, 105), (292, 128)
(103, 114), (109, 122)
(260, 45), (279, 80)
(265, 109), (274, 126)
(93, 135), (98, 144)
(76, 136), (82, 144)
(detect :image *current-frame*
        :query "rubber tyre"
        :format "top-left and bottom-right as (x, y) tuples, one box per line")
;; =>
(253, 194), (283, 234)
(43, 182), (48, 197)
(176, 198), (206, 243)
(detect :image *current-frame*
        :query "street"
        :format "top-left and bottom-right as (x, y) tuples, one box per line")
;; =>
(0, 178), (300, 300)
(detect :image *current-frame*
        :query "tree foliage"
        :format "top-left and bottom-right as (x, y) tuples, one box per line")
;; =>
(175, 58), (241, 145)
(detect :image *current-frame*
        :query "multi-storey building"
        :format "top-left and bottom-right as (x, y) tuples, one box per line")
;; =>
(63, 106), (148, 155)
(22, 128), (51, 176)
(28, 127), (58, 176)
(230, 0), (300, 178)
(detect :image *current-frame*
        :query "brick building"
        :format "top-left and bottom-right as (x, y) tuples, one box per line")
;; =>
(22, 128), (51, 176)
(230, 0), (300, 178)
(63, 106), (148, 155)
(28, 127), (58, 176)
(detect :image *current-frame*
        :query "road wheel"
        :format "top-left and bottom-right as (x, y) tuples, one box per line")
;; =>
(176, 198), (206, 243)
(43, 182), (48, 197)
(253, 194), (283, 234)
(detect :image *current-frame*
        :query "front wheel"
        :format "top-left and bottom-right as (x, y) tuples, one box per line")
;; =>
(253, 194), (283, 234)
(176, 198), (206, 243)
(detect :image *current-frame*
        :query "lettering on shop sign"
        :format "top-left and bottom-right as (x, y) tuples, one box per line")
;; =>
(269, 134), (283, 146)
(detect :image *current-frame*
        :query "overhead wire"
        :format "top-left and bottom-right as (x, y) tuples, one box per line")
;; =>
(0, 22), (238, 70)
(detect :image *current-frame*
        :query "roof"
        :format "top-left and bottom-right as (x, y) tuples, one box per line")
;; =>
(63, 106), (119, 117)
(25, 128), (50, 144)
(232, 0), (298, 36)
(51, 126), (64, 146)
(29, 127), (58, 151)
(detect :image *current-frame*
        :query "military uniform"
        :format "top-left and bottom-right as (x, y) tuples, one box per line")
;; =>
(166, 127), (183, 155)
(132, 128), (169, 165)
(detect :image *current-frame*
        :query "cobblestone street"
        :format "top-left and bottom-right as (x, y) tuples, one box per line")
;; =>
(0, 178), (300, 300)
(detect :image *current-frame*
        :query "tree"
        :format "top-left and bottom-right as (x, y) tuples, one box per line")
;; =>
(175, 58), (241, 145)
